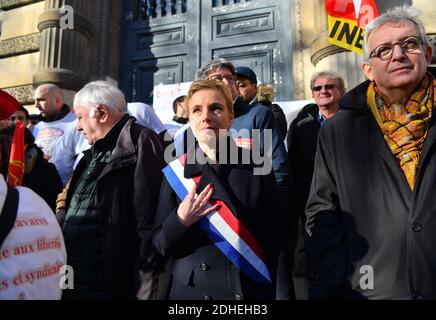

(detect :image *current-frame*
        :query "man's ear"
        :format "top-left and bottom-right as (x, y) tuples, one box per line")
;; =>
(425, 45), (433, 64)
(96, 104), (109, 122)
(55, 95), (63, 108)
(362, 62), (374, 81)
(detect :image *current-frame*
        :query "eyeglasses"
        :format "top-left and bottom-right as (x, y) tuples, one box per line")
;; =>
(369, 35), (424, 61)
(312, 84), (336, 92)
(9, 116), (25, 121)
(209, 74), (236, 84)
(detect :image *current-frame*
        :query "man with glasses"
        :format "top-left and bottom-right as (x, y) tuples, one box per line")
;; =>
(286, 71), (345, 299)
(305, 6), (435, 299)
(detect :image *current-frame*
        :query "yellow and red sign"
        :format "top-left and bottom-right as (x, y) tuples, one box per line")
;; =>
(326, 0), (379, 54)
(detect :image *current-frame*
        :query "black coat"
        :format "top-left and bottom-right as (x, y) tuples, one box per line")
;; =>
(152, 142), (280, 300)
(306, 79), (436, 299)
(23, 146), (63, 212)
(65, 117), (165, 299)
(286, 103), (321, 299)
(253, 100), (288, 141)
(287, 103), (321, 221)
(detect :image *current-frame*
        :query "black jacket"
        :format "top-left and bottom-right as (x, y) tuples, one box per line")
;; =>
(305, 79), (436, 299)
(287, 103), (321, 221)
(152, 141), (280, 300)
(286, 103), (321, 299)
(253, 100), (288, 141)
(23, 146), (63, 212)
(65, 116), (165, 299)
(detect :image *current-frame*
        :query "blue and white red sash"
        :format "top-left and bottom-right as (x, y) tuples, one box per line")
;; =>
(162, 155), (272, 284)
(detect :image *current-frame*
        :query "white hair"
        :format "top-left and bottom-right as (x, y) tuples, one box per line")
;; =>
(74, 81), (127, 117)
(364, 5), (430, 60)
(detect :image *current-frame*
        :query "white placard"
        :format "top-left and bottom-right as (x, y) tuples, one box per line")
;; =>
(153, 82), (192, 123)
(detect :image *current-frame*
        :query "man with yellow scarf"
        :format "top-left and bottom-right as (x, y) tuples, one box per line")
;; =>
(305, 5), (435, 300)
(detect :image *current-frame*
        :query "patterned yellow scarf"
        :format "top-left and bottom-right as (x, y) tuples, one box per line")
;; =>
(367, 72), (436, 190)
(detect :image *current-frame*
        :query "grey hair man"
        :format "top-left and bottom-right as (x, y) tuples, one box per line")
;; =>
(286, 70), (346, 299)
(305, 6), (435, 299)
(62, 81), (165, 299)
(309, 71), (346, 120)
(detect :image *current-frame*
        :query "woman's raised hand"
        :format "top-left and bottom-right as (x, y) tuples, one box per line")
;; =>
(176, 183), (219, 227)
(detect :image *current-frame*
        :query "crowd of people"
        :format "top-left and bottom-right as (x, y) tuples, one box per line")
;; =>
(1, 5), (436, 300)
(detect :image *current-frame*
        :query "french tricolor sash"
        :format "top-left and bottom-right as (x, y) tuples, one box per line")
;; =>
(162, 155), (272, 284)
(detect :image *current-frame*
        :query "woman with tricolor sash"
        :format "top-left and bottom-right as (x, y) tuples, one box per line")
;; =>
(152, 80), (280, 300)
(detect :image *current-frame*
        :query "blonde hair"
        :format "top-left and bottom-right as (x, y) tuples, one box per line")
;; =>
(256, 84), (275, 103)
(187, 80), (234, 114)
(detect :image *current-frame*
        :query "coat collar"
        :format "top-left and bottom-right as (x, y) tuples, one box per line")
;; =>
(110, 114), (137, 161)
(234, 96), (251, 118)
(339, 80), (371, 113)
(415, 111), (436, 187)
(83, 115), (138, 180)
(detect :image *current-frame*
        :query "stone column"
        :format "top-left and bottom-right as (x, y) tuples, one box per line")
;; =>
(309, 0), (366, 91)
(33, 0), (93, 90)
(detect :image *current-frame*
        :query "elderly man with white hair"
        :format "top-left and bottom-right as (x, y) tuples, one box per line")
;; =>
(62, 81), (165, 299)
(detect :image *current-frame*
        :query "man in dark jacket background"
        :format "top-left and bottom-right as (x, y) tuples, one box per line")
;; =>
(305, 6), (436, 299)
(286, 71), (345, 299)
(235, 66), (288, 140)
(62, 81), (165, 299)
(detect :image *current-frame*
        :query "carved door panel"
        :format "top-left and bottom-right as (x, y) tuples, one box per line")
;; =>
(120, 0), (293, 104)
(202, 0), (293, 101)
(120, 0), (198, 104)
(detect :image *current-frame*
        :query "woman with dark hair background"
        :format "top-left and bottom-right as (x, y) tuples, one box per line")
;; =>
(0, 125), (63, 211)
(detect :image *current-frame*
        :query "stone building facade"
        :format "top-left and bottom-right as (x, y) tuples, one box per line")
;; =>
(0, 0), (435, 113)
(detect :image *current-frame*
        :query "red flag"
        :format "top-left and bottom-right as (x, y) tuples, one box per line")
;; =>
(325, 0), (379, 54)
(7, 121), (25, 187)
(0, 89), (20, 120)
(326, 0), (379, 27)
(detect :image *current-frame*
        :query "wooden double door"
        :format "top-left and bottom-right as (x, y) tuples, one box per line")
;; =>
(120, 0), (294, 104)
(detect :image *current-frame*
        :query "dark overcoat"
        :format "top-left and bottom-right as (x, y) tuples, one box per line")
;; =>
(306, 79), (436, 299)
(65, 117), (165, 299)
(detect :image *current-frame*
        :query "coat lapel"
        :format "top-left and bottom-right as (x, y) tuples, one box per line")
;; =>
(416, 114), (436, 186)
(98, 117), (137, 179)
